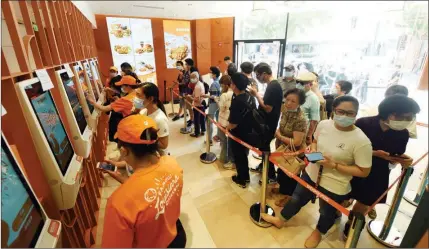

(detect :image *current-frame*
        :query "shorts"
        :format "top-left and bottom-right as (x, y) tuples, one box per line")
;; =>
(179, 97), (185, 107)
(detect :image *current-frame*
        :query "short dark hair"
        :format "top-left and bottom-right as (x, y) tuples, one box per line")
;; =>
(255, 63), (272, 75)
(184, 58), (194, 67)
(240, 62), (254, 74)
(176, 61), (184, 66)
(210, 66), (221, 78)
(332, 95), (359, 112)
(121, 62), (132, 70)
(285, 88), (306, 105)
(385, 85), (408, 98)
(378, 95), (420, 120)
(227, 63), (238, 76)
(231, 73), (249, 91)
(224, 56), (231, 61)
(337, 81), (353, 94)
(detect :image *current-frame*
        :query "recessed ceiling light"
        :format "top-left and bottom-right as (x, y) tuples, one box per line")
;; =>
(188, 3), (192, 6)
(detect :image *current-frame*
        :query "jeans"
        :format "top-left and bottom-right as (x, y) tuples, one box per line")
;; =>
(193, 107), (206, 135)
(167, 219), (186, 248)
(280, 172), (348, 234)
(231, 137), (250, 182)
(207, 103), (219, 142)
(218, 128), (234, 163)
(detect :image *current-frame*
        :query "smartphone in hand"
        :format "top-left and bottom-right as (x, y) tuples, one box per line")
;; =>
(98, 162), (117, 172)
(304, 152), (325, 163)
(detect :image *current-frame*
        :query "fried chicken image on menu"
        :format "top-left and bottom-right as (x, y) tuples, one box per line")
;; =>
(169, 45), (189, 60)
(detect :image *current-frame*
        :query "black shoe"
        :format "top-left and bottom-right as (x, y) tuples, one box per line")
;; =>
(232, 175), (247, 188)
(258, 178), (277, 185)
(343, 221), (351, 240)
(190, 133), (200, 138)
(201, 132), (205, 136)
(180, 114), (184, 118)
(187, 120), (193, 127)
(172, 115), (180, 121)
(250, 165), (262, 173)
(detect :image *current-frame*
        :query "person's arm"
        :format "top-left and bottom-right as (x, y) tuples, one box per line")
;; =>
(306, 98), (320, 144)
(101, 200), (134, 248)
(319, 144), (373, 178)
(104, 159), (127, 169)
(88, 96), (112, 112)
(278, 131), (305, 147)
(249, 86), (273, 113)
(226, 123), (238, 130)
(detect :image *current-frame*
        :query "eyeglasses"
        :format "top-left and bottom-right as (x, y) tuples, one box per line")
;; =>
(334, 108), (357, 117)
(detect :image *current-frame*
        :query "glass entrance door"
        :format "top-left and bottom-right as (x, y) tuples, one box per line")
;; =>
(234, 40), (285, 78)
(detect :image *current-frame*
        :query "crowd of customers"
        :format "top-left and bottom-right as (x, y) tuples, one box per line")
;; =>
(96, 54), (420, 248)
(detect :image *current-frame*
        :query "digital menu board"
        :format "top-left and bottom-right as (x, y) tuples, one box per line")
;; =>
(106, 17), (157, 83)
(59, 72), (87, 134)
(163, 20), (192, 69)
(24, 82), (74, 175)
(1, 138), (45, 248)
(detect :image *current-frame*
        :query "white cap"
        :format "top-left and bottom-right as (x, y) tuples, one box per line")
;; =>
(296, 71), (317, 82)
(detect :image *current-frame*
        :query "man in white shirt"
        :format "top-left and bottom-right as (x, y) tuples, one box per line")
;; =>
(296, 72), (320, 145)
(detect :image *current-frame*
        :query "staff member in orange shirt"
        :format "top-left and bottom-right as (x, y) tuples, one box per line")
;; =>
(101, 115), (186, 248)
(88, 75), (139, 117)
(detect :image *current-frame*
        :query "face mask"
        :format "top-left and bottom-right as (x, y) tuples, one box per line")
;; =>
(190, 78), (198, 83)
(386, 120), (411, 131)
(110, 73), (117, 78)
(296, 84), (305, 90)
(133, 98), (144, 109)
(284, 71), (294, 78)
(176, 66), (183, 70)
(334, 114), (356, 127)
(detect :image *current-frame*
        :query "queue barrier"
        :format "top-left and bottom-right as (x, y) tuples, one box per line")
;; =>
(171, 90), (424, 248)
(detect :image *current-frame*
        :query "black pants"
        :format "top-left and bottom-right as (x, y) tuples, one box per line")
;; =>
(231, 138), (250, 182)
(108, 111), (123, 142)
(193, 107), (206, 135)
(168, 219), (187, 248)
(277, 169), (300, 196)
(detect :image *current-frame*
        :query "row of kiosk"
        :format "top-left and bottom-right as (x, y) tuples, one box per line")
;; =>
(2, 59), (105, 248)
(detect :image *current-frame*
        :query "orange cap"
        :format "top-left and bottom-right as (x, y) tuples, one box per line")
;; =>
(114, 115), (158, 144)
(115, 75), (137, 86)
(109, 66), (118, 72)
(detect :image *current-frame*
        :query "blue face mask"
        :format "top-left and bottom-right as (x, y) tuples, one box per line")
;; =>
(333, 114), (356, 127)
(133, 98), (144, 109)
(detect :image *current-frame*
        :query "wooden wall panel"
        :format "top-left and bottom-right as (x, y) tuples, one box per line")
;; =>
(196, 19), (212, 75)
(210, 17), (234, 74)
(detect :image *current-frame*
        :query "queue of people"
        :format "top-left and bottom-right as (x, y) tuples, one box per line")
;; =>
(96, 56), (420, 248)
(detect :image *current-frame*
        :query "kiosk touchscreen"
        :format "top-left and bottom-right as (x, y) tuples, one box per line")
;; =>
(1, 134), (61, 248)
(73, 65), (98, 131)
(54, 69), (92, 158)
(15, 78), (83, 210)
(89, 59), (105, 102)
(83, 62), (102, 103)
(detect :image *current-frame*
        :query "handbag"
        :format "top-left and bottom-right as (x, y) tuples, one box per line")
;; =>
(272, 139), (305, 175)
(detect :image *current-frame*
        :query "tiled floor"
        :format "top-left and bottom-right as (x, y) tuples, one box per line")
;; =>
(94, 104), (426, 248)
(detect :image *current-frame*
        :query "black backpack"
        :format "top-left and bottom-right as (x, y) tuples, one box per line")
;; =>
(237, 95), (272, 149)
(203, 81), (209, 94)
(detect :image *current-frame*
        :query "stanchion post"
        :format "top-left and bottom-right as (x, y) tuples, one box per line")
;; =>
(368, 166), (414, 247)
(249, 151), (275, 227)
(345, 212), (366, 248)
(404, 164), (428, 206)
(168, 88), (177, 117)
(200, 117), (217, 164)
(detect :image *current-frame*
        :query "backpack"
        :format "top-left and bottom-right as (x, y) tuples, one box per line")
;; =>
(203, 81), (209, 94)
(237, 95), (272, 149)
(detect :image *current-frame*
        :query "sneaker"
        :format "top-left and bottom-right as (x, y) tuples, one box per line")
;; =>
(172, 115), (180, 121)
(231, 175), (248, 188)
(223, 162), (236, 170)
(190, 133), (200, 138)
(368, 209), (377, 219)
(259, 178), (277, 185)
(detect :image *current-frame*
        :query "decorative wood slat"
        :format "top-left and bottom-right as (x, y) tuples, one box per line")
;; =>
(1, 1), (31, 72)
(47, 0), (68, 63)
(39, 0), (61, 65)
(55, 0), (76, 61)
(30, 0), (54, 66)
(1, 49), (11, 76)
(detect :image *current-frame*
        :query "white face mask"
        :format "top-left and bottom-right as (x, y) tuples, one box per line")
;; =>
(110, 73), (117, 78)
(176, 66), (183, 70)
(284, 71), (294, 78)
(385, 120), (411, 131)
(190, 78), (198, 83)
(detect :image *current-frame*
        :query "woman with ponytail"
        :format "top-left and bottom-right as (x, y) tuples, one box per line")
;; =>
(136, 83), (169, 153)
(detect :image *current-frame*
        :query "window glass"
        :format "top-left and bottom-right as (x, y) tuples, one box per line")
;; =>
(234, 13), (287, 40)
(284, 1), (428, 117)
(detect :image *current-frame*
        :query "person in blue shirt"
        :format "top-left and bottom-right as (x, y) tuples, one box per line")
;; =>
(203, 66), (221, 144)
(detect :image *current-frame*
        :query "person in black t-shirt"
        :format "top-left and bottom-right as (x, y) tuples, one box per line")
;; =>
(249, 63), (283, 184)
(172, 61), (187, 121)
(227, 73), (255, 188)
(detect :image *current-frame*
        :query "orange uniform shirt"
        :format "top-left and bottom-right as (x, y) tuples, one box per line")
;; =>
(101, 156), (183, 248)
(110, 91), (136, 117)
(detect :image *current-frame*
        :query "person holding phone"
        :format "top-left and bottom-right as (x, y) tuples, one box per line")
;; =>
(261, 96), (372, 248)
(101, 114), (185, 248)
(272, 88), (308, 207)
(344, 95), (420, 232)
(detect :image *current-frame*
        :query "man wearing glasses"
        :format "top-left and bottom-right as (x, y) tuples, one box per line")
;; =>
(295, 72), (320, 145)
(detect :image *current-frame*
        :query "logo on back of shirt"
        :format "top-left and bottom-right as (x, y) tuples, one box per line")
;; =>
(337, 143), (345, 150)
